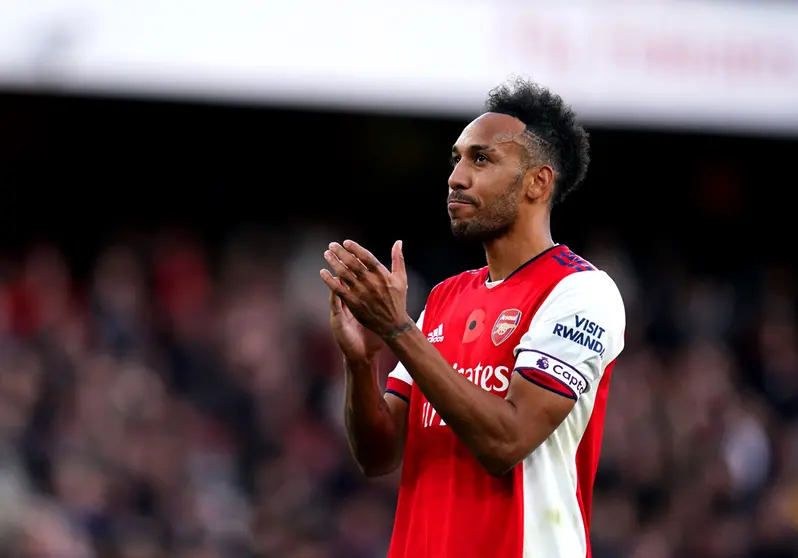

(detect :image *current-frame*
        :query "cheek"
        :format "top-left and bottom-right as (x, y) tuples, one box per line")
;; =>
(473, 175), (502, 201)
(480, 175), (520, 205)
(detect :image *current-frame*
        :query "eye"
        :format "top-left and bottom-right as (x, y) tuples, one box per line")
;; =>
(474, 152), (489, 164)
(450, 155), (461, 167)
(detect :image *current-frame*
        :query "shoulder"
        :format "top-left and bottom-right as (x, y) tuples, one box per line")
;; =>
(542, 270), (626, 328)
(526, 269), (626, 363)
(514, 268), (626, 395)
(538, 246), (601, 280)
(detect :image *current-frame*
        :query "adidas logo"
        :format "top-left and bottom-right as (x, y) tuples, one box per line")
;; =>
(427, 324), (444, 343)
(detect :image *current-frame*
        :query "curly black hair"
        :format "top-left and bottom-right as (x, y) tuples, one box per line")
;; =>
(484, 77), (590, 205)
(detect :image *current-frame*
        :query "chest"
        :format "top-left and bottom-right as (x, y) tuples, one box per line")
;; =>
(419, 283), (548, 397)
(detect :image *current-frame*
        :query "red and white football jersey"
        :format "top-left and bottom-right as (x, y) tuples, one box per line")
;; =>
(384, 245), (625, 558)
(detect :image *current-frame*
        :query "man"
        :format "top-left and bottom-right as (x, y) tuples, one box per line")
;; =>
(320, 78), (626, 558)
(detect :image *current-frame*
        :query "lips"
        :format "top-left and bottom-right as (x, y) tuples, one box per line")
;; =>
(447, 197), (475, 207)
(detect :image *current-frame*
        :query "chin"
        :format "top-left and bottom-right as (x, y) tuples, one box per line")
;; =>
(450, 221), (484, 241)
(449, 218), (471, 238)
(450, 219), (510, 242)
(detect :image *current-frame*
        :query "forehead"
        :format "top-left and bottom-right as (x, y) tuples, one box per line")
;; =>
(453, 112), (526, 150)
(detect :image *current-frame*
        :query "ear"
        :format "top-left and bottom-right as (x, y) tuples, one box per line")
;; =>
(523, 164), (556, 204)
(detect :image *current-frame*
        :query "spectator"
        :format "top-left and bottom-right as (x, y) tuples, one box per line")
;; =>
(0, 227), (794, 558)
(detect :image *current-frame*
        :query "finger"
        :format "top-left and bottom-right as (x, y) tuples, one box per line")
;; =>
(320, 269), (349, 297)
(329, 242), (369, 277)
(329, 287), (344, 313)
(324, 249), (357, 287)
(338, 296), (354, 318)
(342, 240), (384, 274)
(391, 240), (406, 278)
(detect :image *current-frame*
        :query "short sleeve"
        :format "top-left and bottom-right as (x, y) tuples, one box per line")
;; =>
(385, 310), (425, 403)
(513, 271), (625, 401)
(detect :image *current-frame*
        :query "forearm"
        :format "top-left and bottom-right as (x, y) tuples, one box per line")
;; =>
(343, 358), (401, 476)
(384, 321), (519, 474)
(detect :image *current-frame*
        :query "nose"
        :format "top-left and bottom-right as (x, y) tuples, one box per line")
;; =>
(448, 160), (471, 191)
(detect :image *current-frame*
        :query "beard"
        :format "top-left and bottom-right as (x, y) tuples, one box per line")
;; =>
(450, 176), (523, 242)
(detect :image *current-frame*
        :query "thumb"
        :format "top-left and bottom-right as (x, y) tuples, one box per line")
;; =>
(391, 240), (406, 278)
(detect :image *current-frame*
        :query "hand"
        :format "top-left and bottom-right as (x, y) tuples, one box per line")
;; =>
(320, 240), (412, 339)
(328, 287), (384, 363)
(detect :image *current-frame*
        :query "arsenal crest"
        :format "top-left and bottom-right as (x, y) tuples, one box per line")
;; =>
(491, 309), (522, 346)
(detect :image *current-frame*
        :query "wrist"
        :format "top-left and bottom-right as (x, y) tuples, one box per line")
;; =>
(380, 316), (416, 343)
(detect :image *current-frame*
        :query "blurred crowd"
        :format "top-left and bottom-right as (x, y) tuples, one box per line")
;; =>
(0, 225), (795, 558)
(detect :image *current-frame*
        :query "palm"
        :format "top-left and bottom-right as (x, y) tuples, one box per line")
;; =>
(330, 293), (383, 362)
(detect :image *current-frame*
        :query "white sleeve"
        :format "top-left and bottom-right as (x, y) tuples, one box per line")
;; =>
(513, 271), (625, 401)
(385, 310), (424, 402)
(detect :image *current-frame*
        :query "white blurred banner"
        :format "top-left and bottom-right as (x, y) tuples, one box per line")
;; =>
(0, 0), (797, 134)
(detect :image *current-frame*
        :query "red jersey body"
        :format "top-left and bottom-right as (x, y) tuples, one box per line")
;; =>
(384, 245), (626, 558)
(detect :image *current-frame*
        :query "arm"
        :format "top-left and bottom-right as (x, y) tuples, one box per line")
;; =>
(384, 326), (543, 476)
(384, 272), (625, 476)
(344, 358), (409, 477)
(344, 311), (423, 477)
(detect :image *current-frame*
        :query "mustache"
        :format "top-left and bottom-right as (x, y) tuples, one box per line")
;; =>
(447, 193), (476, 205)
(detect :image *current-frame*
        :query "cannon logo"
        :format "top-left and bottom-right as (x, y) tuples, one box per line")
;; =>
(491, 309), (522, 346)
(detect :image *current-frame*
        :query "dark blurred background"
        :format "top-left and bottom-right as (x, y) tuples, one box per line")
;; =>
(0, 0), (798, 556)
(0, 90), (795, 558)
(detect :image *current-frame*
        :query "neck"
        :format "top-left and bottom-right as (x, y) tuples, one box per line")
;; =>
(483, 214), (554, 282)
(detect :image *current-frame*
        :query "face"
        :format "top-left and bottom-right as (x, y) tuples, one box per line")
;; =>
(448, 113), (529, 242)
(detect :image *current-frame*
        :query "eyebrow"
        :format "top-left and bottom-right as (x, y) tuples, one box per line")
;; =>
(451, 144), (496, 154)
